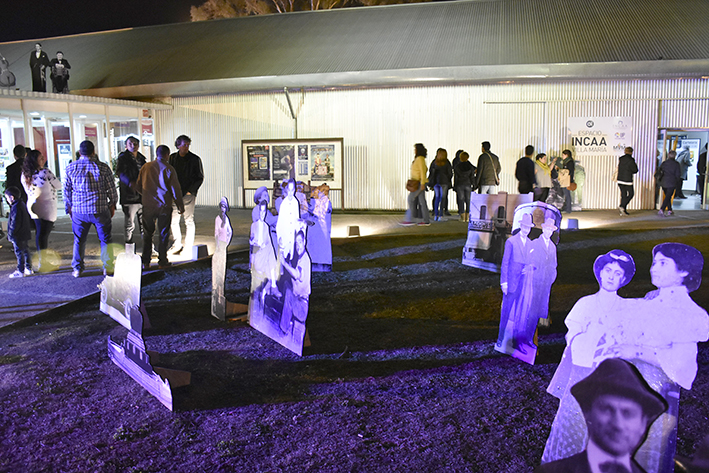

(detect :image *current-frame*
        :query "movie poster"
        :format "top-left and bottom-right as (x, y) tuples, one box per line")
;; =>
(310, 145), (334, 181)
(273, 145), (295, 181)
(247, 145), (270, 181)
(297, 145), (309, 177)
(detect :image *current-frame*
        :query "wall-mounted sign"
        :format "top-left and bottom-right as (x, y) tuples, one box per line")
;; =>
(568, 117), (633, 157)
(242, 138), (343, 190)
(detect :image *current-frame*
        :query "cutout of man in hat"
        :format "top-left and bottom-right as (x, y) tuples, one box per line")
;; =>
(537, 358), (667, 473)
(526, 217), (558, 336)
(497, 212), (534, 353)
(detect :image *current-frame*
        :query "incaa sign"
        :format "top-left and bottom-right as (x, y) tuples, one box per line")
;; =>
(572, 136), (607, 147)
(568, 116), (633, 157)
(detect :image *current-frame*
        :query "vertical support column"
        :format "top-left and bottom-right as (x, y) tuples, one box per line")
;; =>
(20, 99), (34, 149)
(104, 104), (113, 171)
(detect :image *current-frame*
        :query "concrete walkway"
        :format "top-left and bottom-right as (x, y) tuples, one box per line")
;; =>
(1, 203), (708, 328)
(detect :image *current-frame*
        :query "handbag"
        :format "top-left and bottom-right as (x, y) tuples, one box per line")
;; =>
(654, 168), (664, 183)
(567, 182), (578, 191)
(406, 179), (419, 192)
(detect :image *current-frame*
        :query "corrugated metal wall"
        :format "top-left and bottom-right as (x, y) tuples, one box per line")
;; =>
(155, 78), (709, 210)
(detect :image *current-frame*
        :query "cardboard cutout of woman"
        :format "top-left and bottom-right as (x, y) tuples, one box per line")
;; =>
(248, 199), (277, 324)
(542, 244), (709, 473)
(542, 250), (638, 464)
(211, 197), (233, 320)
(307, 184), (333, 272)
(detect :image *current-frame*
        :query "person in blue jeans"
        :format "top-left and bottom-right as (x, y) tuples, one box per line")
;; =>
(63, 140), (118, 277)
(429, 148), (452, 221)
(5, 187), (33, 278)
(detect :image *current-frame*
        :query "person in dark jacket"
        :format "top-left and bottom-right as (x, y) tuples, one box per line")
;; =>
(168, 135), (204, 254)
(29, 43), (50, 92)
(116, 136), (147, 244)
(617, 147), (638, 216)
(5, 187), (33, 278)
(658, 150), (681, 217)
(5, 145), (28, 204)
(428, 148), (452, 221)
(515, 145), (536, 194)
(49, 51), (71, 94)
(453, 151), (476, 222)
(476, 141), (501, 194)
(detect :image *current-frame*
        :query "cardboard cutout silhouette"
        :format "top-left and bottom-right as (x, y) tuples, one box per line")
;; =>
(537, 358), (667, 473)
(108, 305), (191, 411)
(99, 244), (146, 330)
(542, 244), (709, 473)
(306, 184), (332, 272)
(494, 202), (561, 365)
(462, 192), (533, 272)
(250, 181), (312, 356)
(212, 197), (235, 321)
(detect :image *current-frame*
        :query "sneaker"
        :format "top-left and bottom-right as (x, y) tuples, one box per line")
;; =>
(72, 269), (82, 278)
(9, 270), (23, 278)
(418, 222), (431, 226)
(398, 221), (415, 226)
(624, 209), (630, 215)
(167, 245), (183, 255)
(444, 211), (451, 216)
(665, 210), (673, 216)
(658, 210), (665, 217)
(158, 261), (173, 269)
(24, 268), (33, 276)
(619, 207), (625, 217)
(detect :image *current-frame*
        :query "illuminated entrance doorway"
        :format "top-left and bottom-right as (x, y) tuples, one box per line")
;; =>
(657, 128), (709, 210)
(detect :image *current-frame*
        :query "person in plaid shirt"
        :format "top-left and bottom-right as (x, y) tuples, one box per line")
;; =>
(63, 140), (118, 277)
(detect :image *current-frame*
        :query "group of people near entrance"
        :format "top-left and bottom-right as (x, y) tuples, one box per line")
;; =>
(4, 135), (204, 278)
(539, 243), (708, 473)
(403, 142), (579, 226)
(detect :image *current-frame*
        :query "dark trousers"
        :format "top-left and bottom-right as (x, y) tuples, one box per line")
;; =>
(12, 240), (31, 272)
(33, 219), (54, 252)
(456, 185), (471, 214)
(518, 181), (533, 195)
(618, 184), (634, 210)
(661, 187), (675, 212)
(142, 207), (172, 265)
(534, 187), (549, 203)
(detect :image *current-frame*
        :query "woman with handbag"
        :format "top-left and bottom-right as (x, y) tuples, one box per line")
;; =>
(21, 149), (62, 272)
(401, 143), (431, 226)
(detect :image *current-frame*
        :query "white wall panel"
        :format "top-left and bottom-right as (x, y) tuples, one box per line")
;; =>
(154, 78), (709, 211)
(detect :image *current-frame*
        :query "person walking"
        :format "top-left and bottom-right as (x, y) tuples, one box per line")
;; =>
(658, 150), (681, 217)
(21, 150), (61, 271)
(453, 151), (475, 222)
(401, 143), (430, 226)
(116, 136), (147, 244)
(475, 141), (501, 194)
(63, 140), (118, 277)
(515, 145), (536, 195)
(135, 144), (184, 269)
(168, 135), (204, 255)
(617, 147), (638, 216)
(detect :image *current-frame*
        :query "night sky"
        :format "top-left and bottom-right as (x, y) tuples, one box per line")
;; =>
(1, 0), (198, 43)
